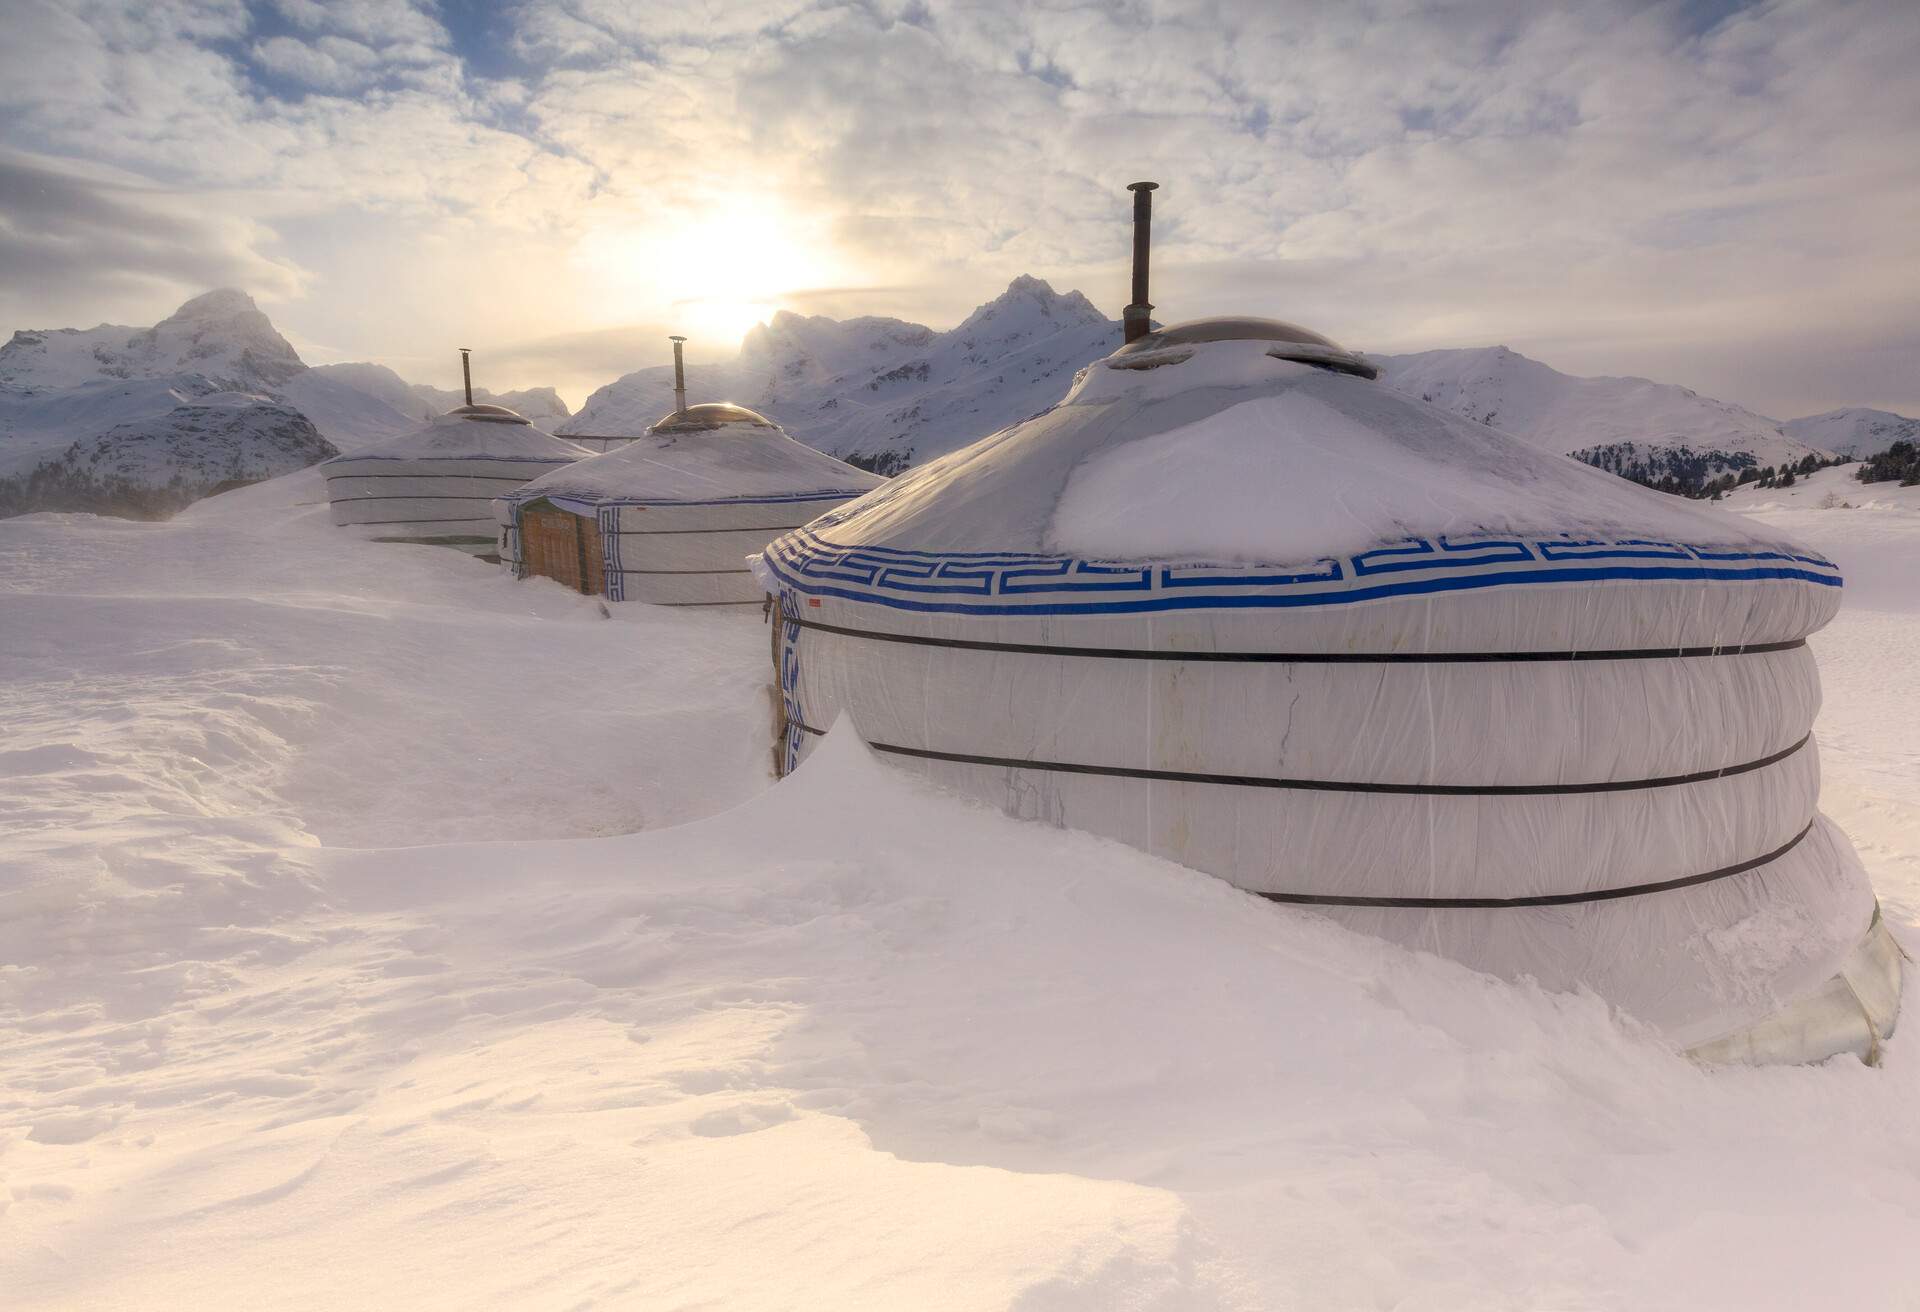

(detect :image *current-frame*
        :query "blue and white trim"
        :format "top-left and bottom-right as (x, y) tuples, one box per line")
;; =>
(759, 525), (1842, 617)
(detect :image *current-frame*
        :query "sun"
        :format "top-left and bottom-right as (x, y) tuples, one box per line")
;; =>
(665, 206), (821, 343)
(574, 199), (837, 350)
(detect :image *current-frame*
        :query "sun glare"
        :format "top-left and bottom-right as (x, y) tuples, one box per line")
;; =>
(574, 200), (835, 350)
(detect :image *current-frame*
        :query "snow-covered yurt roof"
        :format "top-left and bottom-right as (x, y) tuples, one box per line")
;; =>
(326, 403), (589, 464)
(760, 323), (1827, 604)
(505, 403), (883, 514)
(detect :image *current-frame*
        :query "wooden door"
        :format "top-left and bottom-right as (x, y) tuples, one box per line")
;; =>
(520, 506), (604, 596)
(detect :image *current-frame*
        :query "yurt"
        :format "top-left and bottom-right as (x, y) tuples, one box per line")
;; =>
(751, 183), (1902, 1064)
(495, 337), (883, 603)
(323, 359), (588, 556)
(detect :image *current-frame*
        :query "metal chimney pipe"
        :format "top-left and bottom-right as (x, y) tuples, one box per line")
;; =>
(1123, 181), (1158, 343)
(459, 348), (473, 406)
(669, 335), (688, 414)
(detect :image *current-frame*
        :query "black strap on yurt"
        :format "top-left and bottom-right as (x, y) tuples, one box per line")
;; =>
(342, 516), (500, 526)
(325, 493), (506, 502)
(782, 615), (1805, 664)
(1250, 822), (1813, 909)
(794, 715), (1819, 909)
(324, 473), (529, 483)
(789, 722), (1808, 798)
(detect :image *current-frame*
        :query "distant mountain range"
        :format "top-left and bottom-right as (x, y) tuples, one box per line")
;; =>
(566, 275), (1114, 476)
(568, 278), (1883, 491)
(1372, 345), (1828, 491)
(0, 290), (573, 516)
(1782, 407), (1920, 459)
(3, 280), (1912, 520)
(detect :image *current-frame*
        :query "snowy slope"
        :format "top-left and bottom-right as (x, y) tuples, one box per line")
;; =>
(0, 375), (229, 478)
(567, 276), (1120, 473)
(1785, 407), (1920, 459)
(1719, 460), (1920, 514)
(276, 366), (422, 450)
(1374, 345), (1829, 485)
(0, 394), (336, 518)
(1, 464), (1916, 1307)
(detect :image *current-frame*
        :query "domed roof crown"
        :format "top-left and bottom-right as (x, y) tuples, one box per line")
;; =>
(447, 402), (532, 425)
(1113, 316), (1378, 379)
(648, 402), (777, 434)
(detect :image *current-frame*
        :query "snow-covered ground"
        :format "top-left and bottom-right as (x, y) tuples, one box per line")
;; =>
(2, 467), (1917, 1309)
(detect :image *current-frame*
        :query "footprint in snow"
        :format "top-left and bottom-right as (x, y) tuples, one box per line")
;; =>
(27, 1111), (119, 1145)
(689, 1102), (796, 1137)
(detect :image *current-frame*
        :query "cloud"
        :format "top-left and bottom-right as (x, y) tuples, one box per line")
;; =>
(0, 150), (307, 331)
(0, 0), (1916, 417)
(273, 0), (447, 46)
(253, 34), (386, 90)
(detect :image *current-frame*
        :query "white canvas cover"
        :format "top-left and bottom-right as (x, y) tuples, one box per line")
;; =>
(322, 405), (588, 554)
(496, 407), (883, 605)
(752, 334), (1900, 1062)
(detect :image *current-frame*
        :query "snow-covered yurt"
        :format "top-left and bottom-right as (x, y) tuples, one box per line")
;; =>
(322, 386), (588, 557)
(752, 184), (1902, 1064)
(495, 338), (883, 603)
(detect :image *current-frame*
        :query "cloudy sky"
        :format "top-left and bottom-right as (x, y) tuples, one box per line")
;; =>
(2, 0), (1916, 414)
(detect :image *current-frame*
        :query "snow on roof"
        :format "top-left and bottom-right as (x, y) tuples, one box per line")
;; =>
(324, 406), (589, 463)
(813, 339), (1815, 564)
(507, 417), (885, 508)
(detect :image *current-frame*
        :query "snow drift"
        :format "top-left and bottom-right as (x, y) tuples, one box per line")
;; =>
(1, 443), (1916, 1308)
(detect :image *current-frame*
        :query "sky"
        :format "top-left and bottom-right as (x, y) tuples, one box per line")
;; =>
(0, 0), (1916, 416)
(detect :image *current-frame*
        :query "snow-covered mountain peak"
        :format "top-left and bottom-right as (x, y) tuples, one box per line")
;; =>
(166, 287), (263, 321)
(0, 288), (305, 394)
(139, 288), (305, 389)
(955, 275), (1108, 343)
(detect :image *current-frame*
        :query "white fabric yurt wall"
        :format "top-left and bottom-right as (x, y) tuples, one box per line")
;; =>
(496, 402), (883, 605)
(752, 320), (1900, 1064)
(322, 404), (589, 555)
